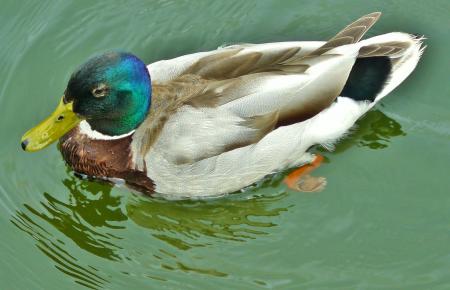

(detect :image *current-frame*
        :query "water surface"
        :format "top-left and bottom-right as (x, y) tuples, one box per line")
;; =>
(1, 0), (450, 289)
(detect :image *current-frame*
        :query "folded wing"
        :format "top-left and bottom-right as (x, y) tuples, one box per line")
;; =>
(135, 13), (383, 166)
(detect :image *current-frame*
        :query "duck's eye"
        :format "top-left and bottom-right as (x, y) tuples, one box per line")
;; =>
(92, 84), (109, 98)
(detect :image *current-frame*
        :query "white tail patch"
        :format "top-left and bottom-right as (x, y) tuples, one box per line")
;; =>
(375, 34), (425, 102)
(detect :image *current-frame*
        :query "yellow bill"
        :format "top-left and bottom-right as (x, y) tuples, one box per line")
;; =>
(21, 97), (81, 152)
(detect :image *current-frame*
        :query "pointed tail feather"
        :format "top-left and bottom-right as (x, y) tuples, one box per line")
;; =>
(309, 12), (382, 56)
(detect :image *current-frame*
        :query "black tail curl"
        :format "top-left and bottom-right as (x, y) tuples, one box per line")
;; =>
(340, 56), (392, 102)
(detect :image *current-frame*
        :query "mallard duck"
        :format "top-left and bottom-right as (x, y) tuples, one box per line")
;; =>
(21, 12), (424, 198)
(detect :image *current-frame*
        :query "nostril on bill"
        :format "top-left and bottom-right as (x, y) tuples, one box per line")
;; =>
(21, 139), (29, 151)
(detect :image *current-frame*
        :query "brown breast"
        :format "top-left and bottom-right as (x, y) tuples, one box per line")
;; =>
(59, 127), (154, 194)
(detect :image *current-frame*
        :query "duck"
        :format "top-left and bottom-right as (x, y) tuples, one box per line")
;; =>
(21, 12), (424, 199)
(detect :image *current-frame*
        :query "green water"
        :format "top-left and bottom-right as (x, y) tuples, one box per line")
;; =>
(1, 0), (449, 289)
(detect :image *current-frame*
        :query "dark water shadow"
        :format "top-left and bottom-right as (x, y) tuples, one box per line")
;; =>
(319, 109), (406, 155)
(11, 172), (126, 289)
(11, 170), (290, 282)
(125, 175), (290, 277)
(128, 189), (288, 250)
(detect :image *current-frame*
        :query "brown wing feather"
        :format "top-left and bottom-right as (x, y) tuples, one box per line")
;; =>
(182, 46), (304, 80)
(359, 41), (410, 58)
(184, 48), (263, 79)
(310, 12), (381, 56)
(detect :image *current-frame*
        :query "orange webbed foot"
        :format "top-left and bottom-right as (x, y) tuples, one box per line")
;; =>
(283, 154), (326, 192)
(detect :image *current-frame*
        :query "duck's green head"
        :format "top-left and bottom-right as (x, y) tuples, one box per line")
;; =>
(21, 52), (151, 152)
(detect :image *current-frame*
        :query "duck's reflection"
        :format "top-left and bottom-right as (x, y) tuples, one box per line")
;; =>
(12, 170), (289, 284)
(11, 173), (122, 289)
(127, 188), (289, 250)
(28, 174), (126, 260)
(320, 109), (405, 154)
